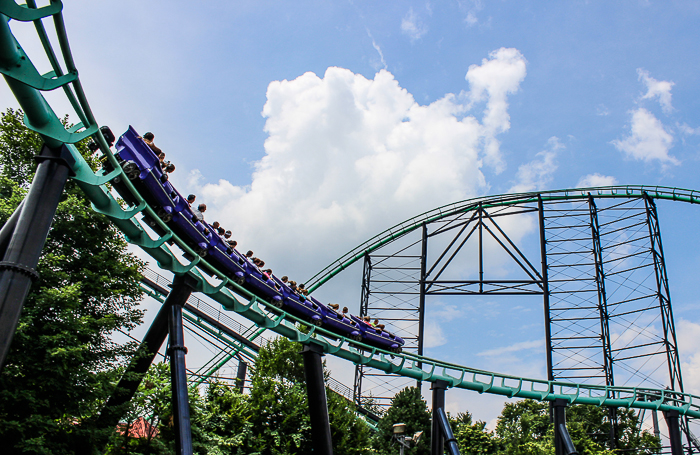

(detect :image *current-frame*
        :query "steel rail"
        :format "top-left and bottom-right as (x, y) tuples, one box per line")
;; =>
(3, 0), (700, 419)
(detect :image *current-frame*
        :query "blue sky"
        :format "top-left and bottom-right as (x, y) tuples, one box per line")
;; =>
(3, 0), (700, 429)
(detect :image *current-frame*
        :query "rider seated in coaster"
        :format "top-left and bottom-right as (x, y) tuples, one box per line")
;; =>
(329, 303), (340, 311)
(373, 319), (385, 332)
(217, 227), (226, 237)
(342, 307), (349, 318)
(212, 221), (220, 230)
(246, 250), (254, 258)
(142, 132), (162, 155)
(192, 203), (206, 222)
(160, 163), (175, 182)
(280, 276), (288, 283)
(187, 194), (196, 206)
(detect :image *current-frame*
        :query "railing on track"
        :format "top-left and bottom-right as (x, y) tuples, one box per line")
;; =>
(3, 0), (700, 421)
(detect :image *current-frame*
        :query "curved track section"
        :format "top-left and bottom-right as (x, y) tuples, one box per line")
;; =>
(3, 0), (700, 419)
(305, 186), (700, 291)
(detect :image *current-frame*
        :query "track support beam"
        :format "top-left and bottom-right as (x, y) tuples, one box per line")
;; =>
(302, 342), (333, 455)
(553, 398), (579, 455)
(97, 277), (191, 430)
(167, 275), (195, 455)
(236, 360), (247, 393)
(0, 144), (73, 371)
(431, 379), (449, 455)
(664, 409), (683, 455)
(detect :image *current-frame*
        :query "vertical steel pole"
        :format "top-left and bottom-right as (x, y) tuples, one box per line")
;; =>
(353, 253), (372, 406)
(236, 361), (247, 393)
(478, 203), (484, 293)
(538, 196), (554, 385)
(302, 343), (333, 455)
(553, 398), (568, 455)
(644, 194), (691, 451)
(587, 195), (617, 449)
(664, 410), (683, 455)
(417, 222), (428, 389)
(0, 144), (73, 371)
(431, 379), (448, 455)
(167, 275), (195, 455)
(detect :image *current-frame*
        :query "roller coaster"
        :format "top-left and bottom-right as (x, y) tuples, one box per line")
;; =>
(0, 2), (698, 455)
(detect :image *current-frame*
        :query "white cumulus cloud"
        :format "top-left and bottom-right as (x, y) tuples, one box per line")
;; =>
(190, 49), (527, 282)
(401, 7), (428, 41)
(611, 108), (678, 166)
(637, 68), (674, 115)
(466, 48), (527, 172)
(576, 173), (618, 188)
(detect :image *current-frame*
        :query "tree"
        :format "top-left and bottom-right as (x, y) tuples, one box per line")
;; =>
(243, 336), (372, 454)
(450, 412), (500, 455)
(495, 399), (551, 455)
(494, 399), (661, 455)
(0, 108), (145, 454)
(373, 386), (432, 455)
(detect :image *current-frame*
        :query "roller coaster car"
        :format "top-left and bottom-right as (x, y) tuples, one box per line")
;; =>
(110, 126), (405, 355)
(114, 126), (210, 257)
(350, 316), (404, 354)
(316, 302), (362, 341)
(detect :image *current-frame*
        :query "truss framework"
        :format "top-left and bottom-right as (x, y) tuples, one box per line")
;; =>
(352, 193), (686, 449)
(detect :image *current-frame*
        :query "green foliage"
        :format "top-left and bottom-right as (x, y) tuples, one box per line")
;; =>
(492, 399), (661, 455)
(449, 412), (500, 455)
(111, 337), (372, 455)
(0, 108), (145, 453)
(0, 108), (44, 187)
(374, 386), (432, 455)
(495, 399), (552, 455)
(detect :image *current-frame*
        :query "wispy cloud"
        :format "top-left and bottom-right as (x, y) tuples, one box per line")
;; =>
(366, 29), (387, 70)
(508, 136), (561, 193)
(463, 0), (484, 27)
(477, 339), (543, 357)
(596, 104), (610, 116)
(637, 68), (674, 114)
(576, 173), (618, 188)
(401, 7), (428, 41)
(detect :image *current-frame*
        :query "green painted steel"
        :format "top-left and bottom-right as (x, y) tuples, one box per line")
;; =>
(3, 0), (700, 420)
(304, 186), (700, 292)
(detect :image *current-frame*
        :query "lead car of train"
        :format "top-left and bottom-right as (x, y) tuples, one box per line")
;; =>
(104, 126), (405, 354)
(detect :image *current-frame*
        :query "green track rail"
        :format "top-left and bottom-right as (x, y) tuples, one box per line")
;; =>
(304, 186), (700, 291)
(3, 0), (700, 419)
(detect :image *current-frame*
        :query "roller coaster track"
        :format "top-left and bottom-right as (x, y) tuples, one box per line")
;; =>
(2, 0), (700, 420)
